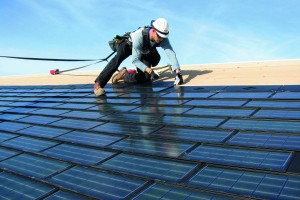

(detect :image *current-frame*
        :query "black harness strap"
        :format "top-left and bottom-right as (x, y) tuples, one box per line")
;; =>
(141, 27), (159, 54)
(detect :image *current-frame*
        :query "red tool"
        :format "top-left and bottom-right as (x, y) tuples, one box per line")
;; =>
(50, 69), (60, 75)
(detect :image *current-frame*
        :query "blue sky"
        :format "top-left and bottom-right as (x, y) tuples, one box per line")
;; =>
(0, 0), (299, 76)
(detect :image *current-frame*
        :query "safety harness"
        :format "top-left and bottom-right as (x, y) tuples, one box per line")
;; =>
(108, 26), (160, 54)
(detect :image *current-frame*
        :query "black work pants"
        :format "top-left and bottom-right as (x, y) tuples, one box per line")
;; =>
(95, 41), (160, 87)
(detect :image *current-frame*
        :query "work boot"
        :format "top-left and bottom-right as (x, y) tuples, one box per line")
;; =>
(94, 82), (105, 96)
(112, 67), (127, 84)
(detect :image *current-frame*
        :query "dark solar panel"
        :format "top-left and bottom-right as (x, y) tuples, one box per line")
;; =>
(0, 153), (70, 178)
(0, 132), (18, 142)
(88, 104), (138, 112)
(49, 166), (147, 199)
(227, 131), (300, 150)
(51, 118), (105, 130)
(102, 113), (162, 124)
(0, 121), (31, 132)
(92, 122), (160, 136)
(17, 125), (71, 138)
(161, 92), (214, 98)
(60, 110), (105, 119)
(0, 84), (299, 200)
(6, 101), (35, 106)
(188, 166), (300, 200)
(0, 113), (28, 120)
(44, 190), (87, 200)
(272, 92), (300, 99)
(29, 102), (63, 107)
(0, 147), (20, 161)
(30, 108), (70, 115)
(254, 109), (300, 119)
(0, 101), (14, 106)
(39, 97), (70, 102)
(245, 100), (300, 108)
(18, 115), (61, 125)
(185, 107), (255, 117)
(140, 99), (189, 105)
(56, 130), (122, 147)
(66, 97), (99, 103)
(153, 127), (233, 142)
(56, 103), (95, 109)
(211, 92), (272, 99)
(185, 145), (292, 171)
(4, 107), (38, 113)
(0, 106), (11, 111)
(184, 99), (247, 107)
(130, 105), (191, 114)
(0, 172), (55, 200)
(2, 136), (58, 152)
(110, 138), (193, 157)
(221, 119), (300, 133)
(162, 116), (225, 127)
(42, 144), (115, 165)
(134, 183), (234, 200)
(99, 153), (197, 182)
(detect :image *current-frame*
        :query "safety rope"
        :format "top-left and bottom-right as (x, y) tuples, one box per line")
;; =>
(0, 56), (98, 61)
(0, 51), (116, 75)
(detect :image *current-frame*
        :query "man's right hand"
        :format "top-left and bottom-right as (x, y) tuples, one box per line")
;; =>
(147, 68), (160, 80)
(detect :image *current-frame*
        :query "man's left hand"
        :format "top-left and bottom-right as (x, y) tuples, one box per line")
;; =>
(174, 72), (183, 85)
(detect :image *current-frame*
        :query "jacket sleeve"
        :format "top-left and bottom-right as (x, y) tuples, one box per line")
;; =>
(159, 38), (180, 71)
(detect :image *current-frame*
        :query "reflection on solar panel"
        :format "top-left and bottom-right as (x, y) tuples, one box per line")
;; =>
(0, 84), (299, 199)
(153, 127), (233, 142)
(56, 130), (122, 147)
(92, 122), (159, 136)
(163, 115), (225, 127)
(99, 153), (197, 182)
(51, 118), (104, 130)
(110, 138), (193, 157)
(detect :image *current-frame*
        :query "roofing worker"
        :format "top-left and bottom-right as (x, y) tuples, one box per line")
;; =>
(94, 18), (183, 96)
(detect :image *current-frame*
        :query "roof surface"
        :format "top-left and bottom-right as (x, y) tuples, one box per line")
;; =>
(0, 81), (300, 200)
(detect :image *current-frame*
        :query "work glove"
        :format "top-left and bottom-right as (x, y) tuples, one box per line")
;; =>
(149, 69), (160, 80)
(174, 72), (183, 86)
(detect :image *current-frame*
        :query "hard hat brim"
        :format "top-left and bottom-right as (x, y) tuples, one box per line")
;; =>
(157, 31), (169, 38)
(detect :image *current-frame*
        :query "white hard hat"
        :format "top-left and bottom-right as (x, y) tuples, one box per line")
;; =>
(151, 18), (169, 38)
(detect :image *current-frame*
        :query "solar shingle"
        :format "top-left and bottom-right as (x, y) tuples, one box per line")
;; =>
(0, 83), (299, 200)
